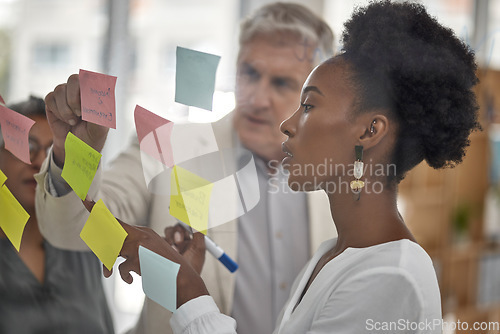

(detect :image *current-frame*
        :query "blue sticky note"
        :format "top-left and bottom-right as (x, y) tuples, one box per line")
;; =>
(175, 46), (221, 111)
(139, 245), (180, 312)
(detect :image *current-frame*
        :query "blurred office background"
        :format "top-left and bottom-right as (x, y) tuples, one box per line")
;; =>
(0, 0), (498, 333)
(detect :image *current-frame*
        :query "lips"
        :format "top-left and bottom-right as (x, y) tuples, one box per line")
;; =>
(282, 142), (293, 157)
(245, 114), (269, 125)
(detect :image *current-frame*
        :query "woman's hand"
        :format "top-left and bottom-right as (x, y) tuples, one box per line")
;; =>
(164, 224), (205, 275)
(82, 199), (209, 308)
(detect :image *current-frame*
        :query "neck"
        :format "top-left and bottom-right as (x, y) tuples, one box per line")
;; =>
(326, 183), (415, 253)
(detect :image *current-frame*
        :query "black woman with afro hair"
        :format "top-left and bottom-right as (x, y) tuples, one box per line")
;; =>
(106, 1), (479, 333)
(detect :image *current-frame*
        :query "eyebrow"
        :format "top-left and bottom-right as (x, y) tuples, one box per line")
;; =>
(302, 86), (324, 96)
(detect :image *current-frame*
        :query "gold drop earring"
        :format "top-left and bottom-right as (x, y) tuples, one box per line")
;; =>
(350, 145), (365, 201)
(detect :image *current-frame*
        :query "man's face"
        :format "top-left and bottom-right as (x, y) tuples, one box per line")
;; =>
(233, 35), (315, 163)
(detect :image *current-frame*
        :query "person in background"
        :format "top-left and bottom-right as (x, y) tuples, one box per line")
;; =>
(107, 1), (480, 333)
(0, 96), (114, 334)
(36, 3), (335, 334)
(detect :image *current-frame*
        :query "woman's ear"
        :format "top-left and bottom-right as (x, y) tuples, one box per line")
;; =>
(356, 113), (390, 150)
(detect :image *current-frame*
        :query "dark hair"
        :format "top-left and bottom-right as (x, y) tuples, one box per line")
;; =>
(340, 1), (480, 183)
(8, 95), (45, 118)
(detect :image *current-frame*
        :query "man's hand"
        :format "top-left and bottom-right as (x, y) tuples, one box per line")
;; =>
(45, 74), (109, 167)
(164, 224), (206, 275)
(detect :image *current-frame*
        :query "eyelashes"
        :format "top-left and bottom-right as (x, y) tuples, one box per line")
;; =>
(300, 103), (313, 113)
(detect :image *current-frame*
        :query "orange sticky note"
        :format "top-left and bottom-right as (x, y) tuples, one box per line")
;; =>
(79, 69), (117, 129)
(61, 132), (102, 200)
(80, 199), (128, 271)
(0, 105), (36, 164)
(0, 184), (30, 251)
(134, 105), (174, 167)
(170, 166), (213, 234)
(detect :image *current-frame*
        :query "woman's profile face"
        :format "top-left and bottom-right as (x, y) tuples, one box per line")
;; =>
(280, 59), (360, 194)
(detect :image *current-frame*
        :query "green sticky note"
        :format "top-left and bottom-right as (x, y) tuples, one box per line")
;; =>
(0, 169), (6, 186)
(0, 185), (30, 251)
(61, 132), (102, 200)
(170, 166), (213, 234)
(175, 47), (221, 111)
(80, 199), (128, 271)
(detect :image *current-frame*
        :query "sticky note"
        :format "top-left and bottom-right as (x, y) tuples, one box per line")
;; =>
(61, 132), (102, 200)
(0, 169), (6, 186)
(80, 199), (128, 271)
(79, 69), (117, 129)
(0, 105), (36, 164)
(139, 246), (180, 312)
(170, 166), (213, 234)
(0, 185), (30, 251)
(175, 47), (221, 111)
(134, 105), (174, 167)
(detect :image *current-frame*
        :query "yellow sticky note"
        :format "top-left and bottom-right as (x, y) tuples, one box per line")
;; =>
(170, 166), (213, 234)
(80, 199), (128, 270)
(0, 169), (6, 186)
(61, 132), (102, 200)
(0, 185), (30, 251)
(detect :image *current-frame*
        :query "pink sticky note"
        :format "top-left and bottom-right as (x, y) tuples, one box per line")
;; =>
(134, 105), (174, 167)
(0, 105), (35, 164)
(79, 69), (117, 129)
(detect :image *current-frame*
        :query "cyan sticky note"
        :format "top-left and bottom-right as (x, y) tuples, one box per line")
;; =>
(0, 184), (30, 251)
(175, 47), (221, 111)
(139, 245), (180, 312)
(80, 199), (128, 271)
(61, 132), (102, 201)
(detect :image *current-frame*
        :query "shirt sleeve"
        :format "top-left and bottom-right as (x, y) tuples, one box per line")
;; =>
(170, 296), (237, 334)
(307, 268), (437, 334)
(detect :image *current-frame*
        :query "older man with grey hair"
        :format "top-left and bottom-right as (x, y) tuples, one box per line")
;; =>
(35, 3), (336, 334)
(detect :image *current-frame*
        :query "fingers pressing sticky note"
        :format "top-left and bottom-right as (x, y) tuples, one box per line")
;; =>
(0, 183), (30, 251)
(175, 47), (221, 111)
(79, 69), (117, 129)
(134, 105), (174, 167)
(80, 199), (128, 271)
(139, 246), (180, 312)
(170, 166), (213, 234)
(61, 132), (102, 201)
(0, 105), (36, 164)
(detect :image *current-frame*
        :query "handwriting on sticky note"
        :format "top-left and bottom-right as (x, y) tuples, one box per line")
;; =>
(0, 105), (36, 164)
(0, 184), (30, 251)
(139, 246), (180, 312)
(79, 69), (117, 129)
(134, 105), (174, 167)
(170, 166), (213, 234)
(61, 132), (102, 200)
(175, 47), (221, 111)
(80, 199), (128, 271)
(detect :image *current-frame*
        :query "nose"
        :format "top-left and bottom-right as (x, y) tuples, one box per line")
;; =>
(280, 107), (299, 137)
(248, 80), (272, 110)
(31, 147), (49, 170)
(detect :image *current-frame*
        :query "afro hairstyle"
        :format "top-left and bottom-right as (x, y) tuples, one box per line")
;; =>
(340, 0), (480, 183)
